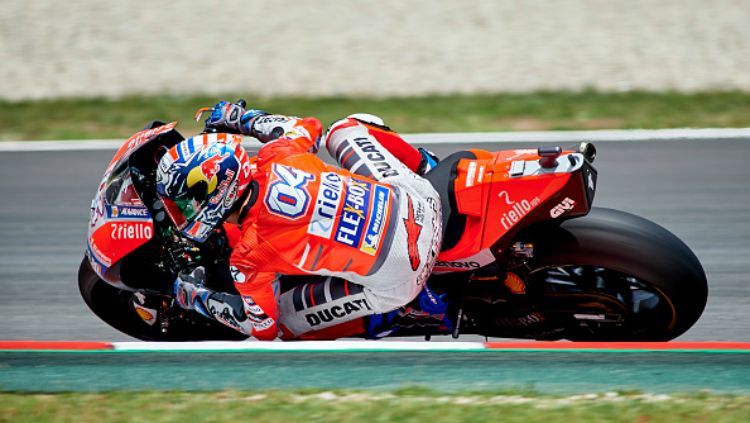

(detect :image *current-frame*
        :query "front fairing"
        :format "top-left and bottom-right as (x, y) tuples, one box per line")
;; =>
(86, 122), (179, 287)
(87, 162), (154, 287)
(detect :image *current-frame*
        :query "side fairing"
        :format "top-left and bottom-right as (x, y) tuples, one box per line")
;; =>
(435, 149), (591, 265)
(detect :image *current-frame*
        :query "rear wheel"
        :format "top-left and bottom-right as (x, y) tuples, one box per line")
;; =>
(520, 207), (708, 341)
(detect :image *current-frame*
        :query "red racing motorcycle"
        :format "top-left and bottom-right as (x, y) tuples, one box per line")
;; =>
(79, 120), (708, 341)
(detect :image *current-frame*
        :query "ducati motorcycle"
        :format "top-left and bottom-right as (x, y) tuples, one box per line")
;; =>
(79, 118), (708, 341)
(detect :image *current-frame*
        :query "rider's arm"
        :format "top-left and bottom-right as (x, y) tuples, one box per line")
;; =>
(253, 115), (323, 159)
(204, 100), (321, 153)
(229, 237), (281, 340)
(235, 267), (279, 341)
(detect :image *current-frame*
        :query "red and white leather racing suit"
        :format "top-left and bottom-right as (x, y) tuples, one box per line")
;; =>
(223, 115), (442, 340)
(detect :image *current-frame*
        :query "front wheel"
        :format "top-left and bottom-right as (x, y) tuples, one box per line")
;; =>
(519, 208), (708, 341)
(78, 258), (248, 341)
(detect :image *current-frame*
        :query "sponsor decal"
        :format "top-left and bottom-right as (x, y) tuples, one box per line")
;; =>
(110, 222), (152, 240)
(495, 312), (545, 328)
(467, 162), (476, 185)
(334, 177), (371, 247)
(498, 190), (514, 206)
(116, 122), (176, 169)
(353, 137), (399, 178)
(241, 296), (269, 323)
(187, 151), (229, 195)
(265, 164), (315, 219)
(253, 116), (298, 141)
(550, 197), (576, 218)
(223, 181), (240, 208)
(133, 304), (157, 326)
(209, 169), (235, 205)
(432, 249), (495, 274)
(107, 205), (150, 219)
(87, 241), (111, 267)
(402, 194), (423, 271)
(465, 162), (485, 187)
(308, 172), (344, 239)
(477, 165), (485, 184)
(360, 185), (391, 255)
(498, 191), (541, 231)
(255, 115), (291, 125)
(435, 260), (481, 269)
(465, 161), (483, 187)
(252, 318), (275, 331)
(305, 298), (372, 327)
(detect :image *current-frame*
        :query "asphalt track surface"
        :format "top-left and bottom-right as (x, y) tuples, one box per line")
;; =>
(0, 138), (748, 342)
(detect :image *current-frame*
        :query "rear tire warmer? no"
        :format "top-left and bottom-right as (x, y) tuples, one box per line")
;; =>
(520, 207), (708, 341)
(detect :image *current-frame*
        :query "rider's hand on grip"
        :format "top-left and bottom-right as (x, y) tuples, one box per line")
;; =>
(203, 100), (268, 136)
(204, 100), (245, 134)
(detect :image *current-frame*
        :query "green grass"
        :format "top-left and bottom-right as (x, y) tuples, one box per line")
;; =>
(2, 91), (750, 140)
(2, 389), (750, 423)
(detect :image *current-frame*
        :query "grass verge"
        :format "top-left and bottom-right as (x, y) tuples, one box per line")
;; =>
(2, 389), (750, 423)
(1, 91), (750, 140)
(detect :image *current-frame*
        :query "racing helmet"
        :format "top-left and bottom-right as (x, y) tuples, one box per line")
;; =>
(156, 133), (252, 242)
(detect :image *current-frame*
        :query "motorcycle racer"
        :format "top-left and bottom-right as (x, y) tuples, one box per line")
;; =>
(157, 101), (443, 340)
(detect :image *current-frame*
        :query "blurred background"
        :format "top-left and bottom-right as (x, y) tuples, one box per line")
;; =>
(2, 0), (750, 141)
(2, 0), (749, 100)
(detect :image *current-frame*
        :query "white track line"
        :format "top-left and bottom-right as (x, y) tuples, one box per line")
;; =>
(112, 340), (486, 352)
(1, 128), (748, 152)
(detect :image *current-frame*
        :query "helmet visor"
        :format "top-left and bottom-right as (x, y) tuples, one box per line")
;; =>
(173, 196), (201, 221)
(161, 197), (191, 230)
(160, 182), (205, 228)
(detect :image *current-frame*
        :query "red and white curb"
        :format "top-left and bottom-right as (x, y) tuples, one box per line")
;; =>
(1, 340), (750, 352)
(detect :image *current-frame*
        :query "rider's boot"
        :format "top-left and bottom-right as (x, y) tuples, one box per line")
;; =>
(417, 147), (439, 175)
(365, 284), (453, 339)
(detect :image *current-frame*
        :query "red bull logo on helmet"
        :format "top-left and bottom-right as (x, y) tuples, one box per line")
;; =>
(187, 151), (229, 194)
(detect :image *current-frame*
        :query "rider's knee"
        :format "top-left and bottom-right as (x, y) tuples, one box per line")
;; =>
(364, 284), (422, 313)
(324, 117), (359, 155)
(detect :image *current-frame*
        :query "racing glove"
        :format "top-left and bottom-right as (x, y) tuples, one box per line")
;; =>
(205, 100), (268, 135)
(173, 266), (212, 318)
